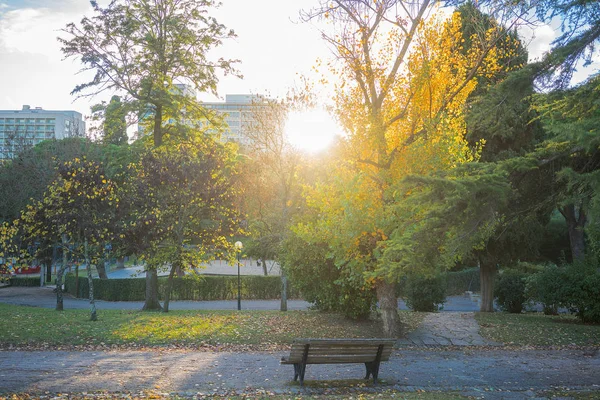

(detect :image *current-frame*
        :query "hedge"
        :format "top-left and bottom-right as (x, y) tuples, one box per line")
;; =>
(446, 268), (480, 295)
(9, 277), (41, 287)
(64, 274), (300, 301)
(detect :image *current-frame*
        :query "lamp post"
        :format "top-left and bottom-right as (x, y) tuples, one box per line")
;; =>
(234, 241), (243, 310)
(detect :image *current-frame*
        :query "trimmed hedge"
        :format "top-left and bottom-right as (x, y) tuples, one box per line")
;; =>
(64, 274), (299, 301)
(9, 277), (41, 287)
(446, 268), (480, 295)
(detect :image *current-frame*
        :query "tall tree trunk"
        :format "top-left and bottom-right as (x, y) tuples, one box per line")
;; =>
(153, 104), (163, 147)
(280, 270), (288, 312)
(163, 264), (177, 313)
(75, 264), (80, 297)
(143, 267), (163, 311)
(175, 264), (185, 277)
(479, 258), (496, 312)
(560, 204), (587, 262)
(85, 239), (97, 321)
(262, 257), (268, 276)
(116, 257), (125, 269)
(56, 235), (69, 311)
(376, 280), (400, 338)
(96, 258), (108, 279)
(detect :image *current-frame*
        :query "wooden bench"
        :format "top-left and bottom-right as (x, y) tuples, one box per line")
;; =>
(281, 338), (396, 386)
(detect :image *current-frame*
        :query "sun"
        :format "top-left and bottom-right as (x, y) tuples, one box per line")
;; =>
(285, 108), (342, 153)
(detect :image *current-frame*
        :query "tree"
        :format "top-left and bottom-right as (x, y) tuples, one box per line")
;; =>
(237, 98), (304, 310)
(0, 124), (36, 161)
(20, 158), (118, 319)
(60, 0), (239, 310)
(59, 0), (239, 147)
(90, 95), (128, 145)
(116, 134), (241, 312)
(299, 1), (528, 336)
(531, 75), (600, 261)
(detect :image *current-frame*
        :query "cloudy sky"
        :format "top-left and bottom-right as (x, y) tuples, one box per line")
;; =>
(0, 0), (596, 151)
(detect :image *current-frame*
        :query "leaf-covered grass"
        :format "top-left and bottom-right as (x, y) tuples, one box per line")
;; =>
(476, 312), (600, 347)
(0, 304), (423, 349)
(5, 391), (470, 399)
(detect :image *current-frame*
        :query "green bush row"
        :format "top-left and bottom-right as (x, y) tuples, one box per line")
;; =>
(526, 262), (600, 323)
(9, 277), (40, 287)
(64, 274), (299, 301)
(446, 268), (480, 295)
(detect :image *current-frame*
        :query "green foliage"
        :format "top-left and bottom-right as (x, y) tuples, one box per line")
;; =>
(59, 0), (238, 147)
(20, 157), (118, 264)
(281, 233), (375, 320)
(8, 277), (40, 287)
(381, 164), (511, 280)
(64, 274), (299, 301)
(403, 274), (446, 312)
(495, 269), (529, 313)
(117, 139), (241, 280)
(0, 137), (104, 223)
(446, 267), (480, 295)
(526, 265), (566, 315)
(529, 261), (600, 323)
(90, 95), (128, 145)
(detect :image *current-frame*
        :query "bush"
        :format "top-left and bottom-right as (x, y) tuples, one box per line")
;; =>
(445, 267), (480, 295)
(281, 234), (375, 320)
(527, 261), (600, 323)
(404, 274), (446, 312)
(64, 274), (298, 301)
(526, 265), (565, 315)
(571, 272), (600, 323)
(495, 269), (528, 313)
(9, 277), (40, 287)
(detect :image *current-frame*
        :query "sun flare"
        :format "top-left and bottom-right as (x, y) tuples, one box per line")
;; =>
(285, 108), (342, 153)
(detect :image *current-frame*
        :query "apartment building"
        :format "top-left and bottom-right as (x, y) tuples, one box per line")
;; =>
(0, 105), (86, 160)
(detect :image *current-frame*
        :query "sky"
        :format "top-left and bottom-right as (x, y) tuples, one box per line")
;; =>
(0, 0), (597, 152)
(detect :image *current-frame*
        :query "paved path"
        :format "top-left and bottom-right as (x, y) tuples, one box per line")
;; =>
(0, 349), (598, 398)
(399, 312), (498, 347)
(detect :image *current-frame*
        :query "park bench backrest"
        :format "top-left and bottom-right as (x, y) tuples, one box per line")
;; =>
(285, 338), (396, 364)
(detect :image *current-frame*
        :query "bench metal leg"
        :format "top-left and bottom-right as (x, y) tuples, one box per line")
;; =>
(299, 343), (310, 387)
(365, 362), (374, 379)
(364, 344), (384, 384)
(293, 364), (299, 381)
(299, 362), (307, 386)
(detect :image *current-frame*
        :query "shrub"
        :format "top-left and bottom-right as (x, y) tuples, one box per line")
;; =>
(526, 265), (566, 315)
(527, 261), (600, 323)
(64, 274), (298, 301)
(404, 274), (446, 312)
(446, 267), (480, 295)
(281, 234), (375, 320)
(495, 269), (528, 313)
(9, 277), (40, 287)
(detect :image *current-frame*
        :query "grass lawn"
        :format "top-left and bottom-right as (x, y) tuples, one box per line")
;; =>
(0, 303), (424, 349)
(476, 312), (600, 347)
(4, 392), (471, 400)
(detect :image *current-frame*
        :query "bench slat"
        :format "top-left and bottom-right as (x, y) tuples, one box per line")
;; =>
(293, 339), (396, 346)
(287, 348), (393, 358)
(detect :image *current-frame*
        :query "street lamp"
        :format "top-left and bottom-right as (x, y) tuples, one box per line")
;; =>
(234, 241), (243, 310)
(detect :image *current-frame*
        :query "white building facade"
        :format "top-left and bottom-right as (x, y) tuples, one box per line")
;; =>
(203, 94), (263, 146)
(0, 105), (86, 160)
